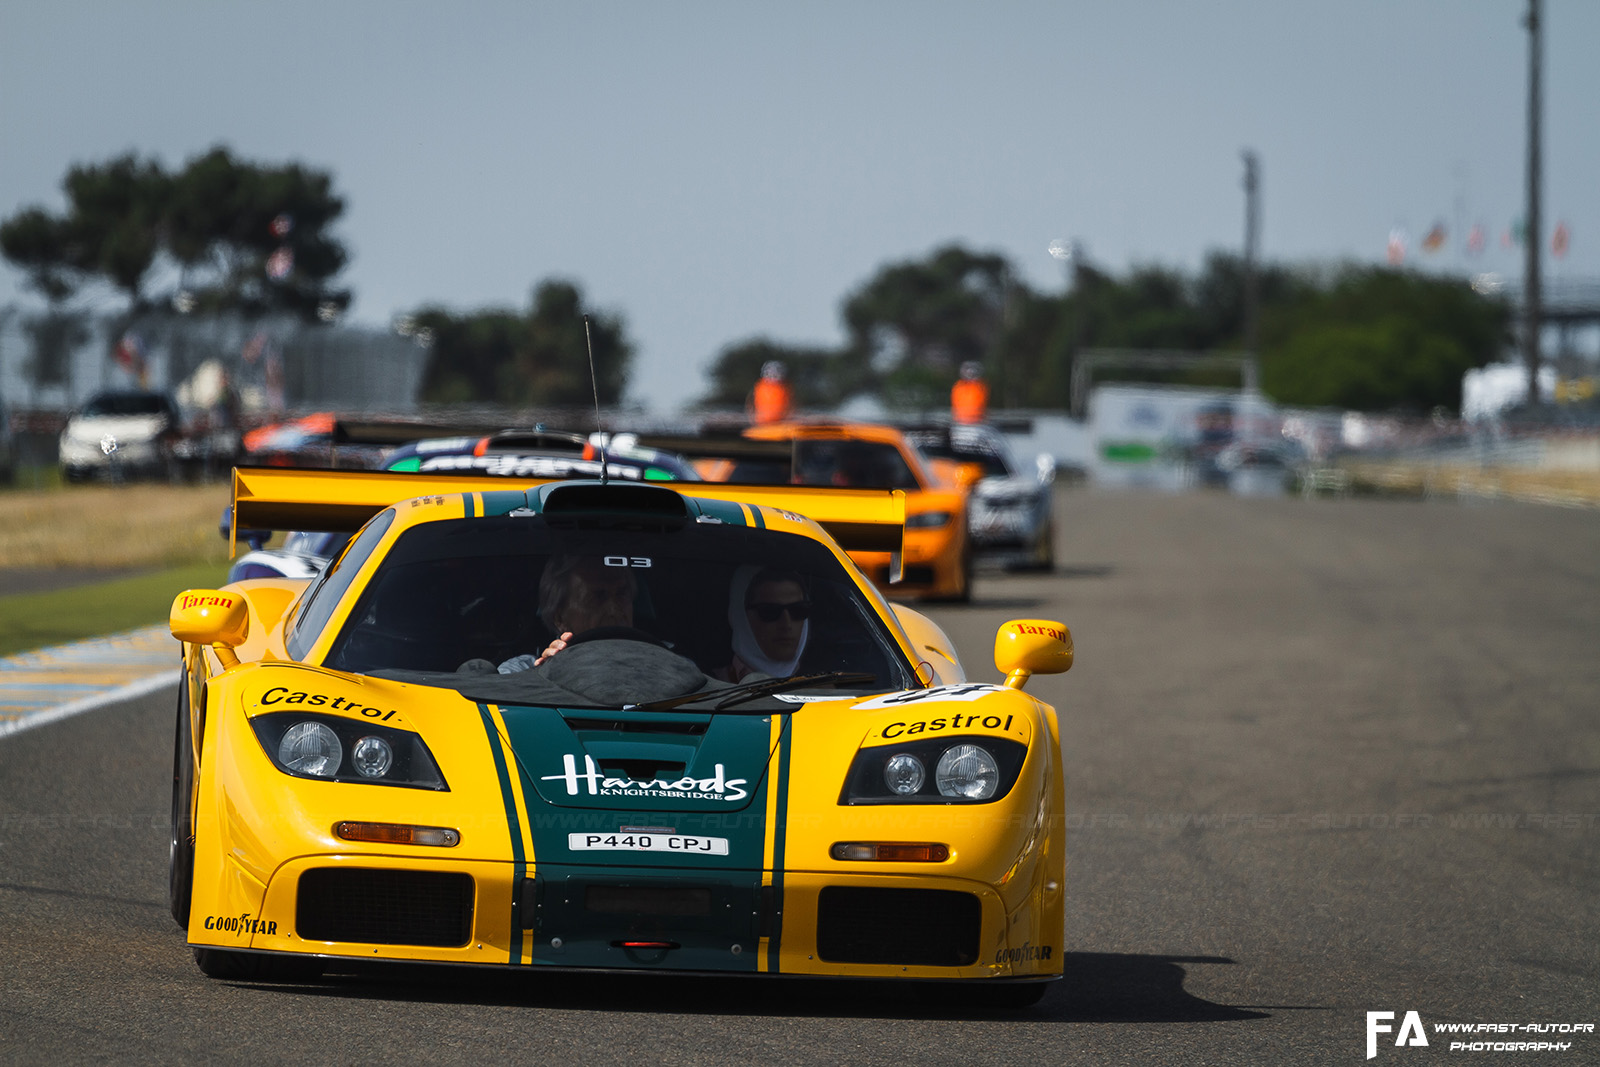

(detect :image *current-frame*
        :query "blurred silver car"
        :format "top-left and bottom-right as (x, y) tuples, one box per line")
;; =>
(906, 423), (1056, 571)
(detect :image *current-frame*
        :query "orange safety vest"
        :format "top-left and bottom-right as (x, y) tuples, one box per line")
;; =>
(751, 378), (793, 424)
(951, 379), (988, 424)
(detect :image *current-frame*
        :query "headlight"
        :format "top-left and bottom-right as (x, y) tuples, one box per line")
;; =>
(936, 744), (999, 799)
(839, 735), (1026, 805)
(351, 735), (394, 778)
(905, 511), (953, 528)
(279, 722), (342, 777)
(251, 713), (447, 790)
(883, 753), (926, 795)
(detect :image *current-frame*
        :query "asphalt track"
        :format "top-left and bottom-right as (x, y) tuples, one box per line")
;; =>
(1, 489), (1596, 1065)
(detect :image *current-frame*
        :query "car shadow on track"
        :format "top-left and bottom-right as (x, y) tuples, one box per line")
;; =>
(232, 951), (1268, 1023)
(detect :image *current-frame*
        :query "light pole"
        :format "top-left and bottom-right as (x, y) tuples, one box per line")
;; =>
(1522, 0), (1543, 405)
(1241, 150), (1261, 359)
(1050, 239), (1088, 414)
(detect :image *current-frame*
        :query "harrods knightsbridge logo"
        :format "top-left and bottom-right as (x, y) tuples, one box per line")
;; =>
(1366, 1010), (1593, 1058)
(541, 753), (750, 803)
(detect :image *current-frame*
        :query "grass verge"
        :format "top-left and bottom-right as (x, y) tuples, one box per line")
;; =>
(0, 561), (230, 658)
(0, 482), (234, 569)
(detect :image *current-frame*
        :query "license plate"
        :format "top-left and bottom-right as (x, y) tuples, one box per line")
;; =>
(567, 832), (729, 856)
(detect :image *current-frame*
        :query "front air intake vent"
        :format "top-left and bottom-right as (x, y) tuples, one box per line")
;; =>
(816, 886), (980, 966)
(296, 868), (473, 947)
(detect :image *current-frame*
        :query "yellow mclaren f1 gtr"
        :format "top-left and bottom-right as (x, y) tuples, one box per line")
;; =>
(168, 467), (1073, 1005)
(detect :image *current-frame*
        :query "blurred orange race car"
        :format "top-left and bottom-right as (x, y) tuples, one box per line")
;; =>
(646, 421), (972, 602)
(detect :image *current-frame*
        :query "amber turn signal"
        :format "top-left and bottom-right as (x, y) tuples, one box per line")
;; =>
(335, 821), (460, 847)
(830, 841), (949, 862)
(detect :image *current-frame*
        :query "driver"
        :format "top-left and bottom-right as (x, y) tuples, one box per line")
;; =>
(497, 555), (638, 672)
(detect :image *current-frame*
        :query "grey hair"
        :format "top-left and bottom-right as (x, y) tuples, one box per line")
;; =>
(538, 554), (636, 629)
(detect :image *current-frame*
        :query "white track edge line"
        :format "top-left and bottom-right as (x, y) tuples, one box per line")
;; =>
(0, 669), (181, 740)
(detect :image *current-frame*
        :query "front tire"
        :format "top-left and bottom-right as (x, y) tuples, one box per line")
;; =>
(168, 683), (196, 927)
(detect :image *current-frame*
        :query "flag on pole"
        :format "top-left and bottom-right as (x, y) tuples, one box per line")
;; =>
(1386, 228), (1407, 265)
(1421, 223), (1446, 253)
(242, 330), (269, 364)
(113, 332), (148, 386)
(1552, 222), (1571, 258)
(1466, 224), (1485, 256)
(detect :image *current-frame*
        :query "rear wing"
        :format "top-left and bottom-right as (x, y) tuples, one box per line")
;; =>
(229, 466), (904, 574)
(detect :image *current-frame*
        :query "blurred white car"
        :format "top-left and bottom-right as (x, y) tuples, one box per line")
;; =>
(906, 423), (1056, 572)
(59, 390), (181, 482)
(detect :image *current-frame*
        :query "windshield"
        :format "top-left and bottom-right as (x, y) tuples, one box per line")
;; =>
(792, 440), (922, 489)
(82, 393), (170, 418)
(909, 428), (1015, 478)
(322, 516), (915, 692)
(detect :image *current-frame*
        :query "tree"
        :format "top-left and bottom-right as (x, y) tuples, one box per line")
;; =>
(166, 147), (351, 320)
(59, 153), (171, 307)
(842, 245), (1012, 409)
(0, 208), (82, 303)
(1259, 268), (1509, 412)
(414, 280), (633, 407)
(694, 247), (1509, 416)
(698, 338), (858, 411)
(0, 146), (352, 321)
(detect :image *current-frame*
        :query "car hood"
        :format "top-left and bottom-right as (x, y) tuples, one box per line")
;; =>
(63, 413), (168, 442)
(372, 640), (783, 812)
(973, 474), (1042, 500)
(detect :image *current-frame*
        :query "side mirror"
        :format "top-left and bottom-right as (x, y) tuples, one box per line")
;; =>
(218, 505), (269, 550)
(170, 589), (250, 669)
(994, 618), (1072, 690)
(955, 462), (984, 490)
(1035, 453), (1056, 484)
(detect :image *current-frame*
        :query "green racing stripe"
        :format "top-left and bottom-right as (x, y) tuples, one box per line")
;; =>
(476, 703), (526, 964)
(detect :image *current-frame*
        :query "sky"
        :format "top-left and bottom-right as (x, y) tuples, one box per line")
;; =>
(2, 1), (1597, 411)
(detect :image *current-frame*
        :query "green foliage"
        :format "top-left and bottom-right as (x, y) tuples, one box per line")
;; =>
(0, 561), (229, 658)
(414, 280), (633, 407)
(165, 146), (351, 319)
(0, 146), (351, 320)
(704, 245), (1508, 415)
(0, 207), (80, 302)
(699, 338), (861, 411)
(842, 245), (1011, 409)
(1259, 268), (1509, 412)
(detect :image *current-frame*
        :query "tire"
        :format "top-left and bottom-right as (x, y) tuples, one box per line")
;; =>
(193, 947), (324, 982)
(168, 683), (196, 927)
(1021, 520), (1056, 573)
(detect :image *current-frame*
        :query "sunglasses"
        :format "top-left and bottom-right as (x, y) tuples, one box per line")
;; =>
(746, 601), (812, 623)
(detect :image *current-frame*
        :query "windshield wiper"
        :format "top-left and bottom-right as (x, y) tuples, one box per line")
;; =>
(633, 671), (877, 713)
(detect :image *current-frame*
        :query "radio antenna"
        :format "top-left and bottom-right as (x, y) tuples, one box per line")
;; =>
(583, 315), (608, 484)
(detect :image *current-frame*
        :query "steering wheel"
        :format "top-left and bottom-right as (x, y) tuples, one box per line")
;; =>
(561, 626), (668, 649)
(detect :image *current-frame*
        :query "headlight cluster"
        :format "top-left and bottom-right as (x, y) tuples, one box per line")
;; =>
(839, 735), (1027, 805)
(250, 713), (448, 790)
